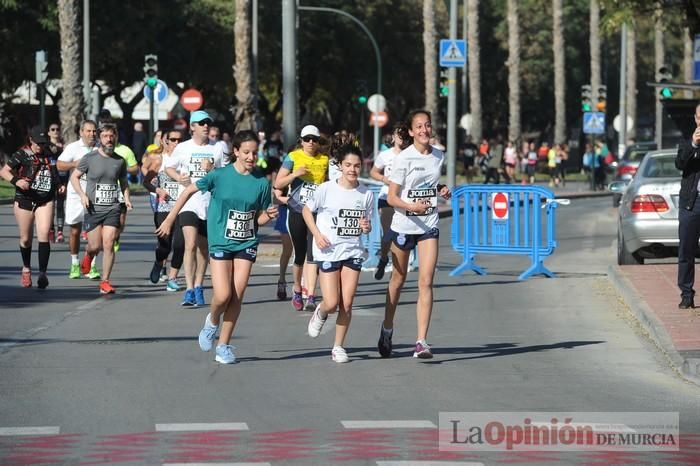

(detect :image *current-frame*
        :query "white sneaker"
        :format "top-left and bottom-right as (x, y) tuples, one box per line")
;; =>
(332, 346), (349, 363)
(307, 304), (327, 338)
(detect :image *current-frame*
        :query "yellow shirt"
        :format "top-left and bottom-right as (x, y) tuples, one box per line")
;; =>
(286, 149), (329, 186)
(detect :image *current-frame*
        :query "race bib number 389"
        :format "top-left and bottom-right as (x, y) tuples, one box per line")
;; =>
(336, 209), (364, 237)
(95, 183), (118, 205)
(225, 210), (255, 240)
(407, 188), (437, 216)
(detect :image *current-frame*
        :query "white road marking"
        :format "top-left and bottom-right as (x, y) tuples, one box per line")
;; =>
(0, 426), (60, 435)
(376, 462), (484, 466)
(155, 423), (249, 432)
(341, 420), (437, 429)
(164, 463), (271, 466)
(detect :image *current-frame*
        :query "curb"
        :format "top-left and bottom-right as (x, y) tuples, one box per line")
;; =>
(607, 264), (700, 386)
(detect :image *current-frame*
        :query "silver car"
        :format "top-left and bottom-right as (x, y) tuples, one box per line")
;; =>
(610, 149), (681, 265)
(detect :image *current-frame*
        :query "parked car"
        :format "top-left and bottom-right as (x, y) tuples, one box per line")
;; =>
(610, 149), (681, 265)
(612, 142), (658, 207)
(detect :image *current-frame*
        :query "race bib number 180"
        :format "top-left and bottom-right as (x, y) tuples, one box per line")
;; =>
(225, 210), (255, 240)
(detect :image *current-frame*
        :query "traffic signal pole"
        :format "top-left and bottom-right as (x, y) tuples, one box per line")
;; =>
(446, 0), (458, 189)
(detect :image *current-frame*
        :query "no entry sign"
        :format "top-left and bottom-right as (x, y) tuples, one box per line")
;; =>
(180, 88), (203, 111)
(492, 192), (509, 220)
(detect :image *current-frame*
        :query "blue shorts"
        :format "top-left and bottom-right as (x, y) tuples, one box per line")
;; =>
(319, 257), (364, 273)
(210, 247), (258, 263)
(274, 205), (288, 234)
(387, 227), (439, 251)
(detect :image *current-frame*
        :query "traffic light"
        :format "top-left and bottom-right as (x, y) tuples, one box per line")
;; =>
(143, 54), (158, 88)
(440, 70), (449, 97)
(35, 50), (48, 84)
(356, 79), (368, 105)
(658, 66), (673, 99)
(596, 85), (607, 111)
(580, 84), (592, 112)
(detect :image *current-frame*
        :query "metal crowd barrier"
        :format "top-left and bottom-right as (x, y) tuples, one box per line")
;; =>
(449, 185), (569, 280)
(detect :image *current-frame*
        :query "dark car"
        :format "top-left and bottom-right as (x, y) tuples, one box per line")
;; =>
(612, 142), (658, 207)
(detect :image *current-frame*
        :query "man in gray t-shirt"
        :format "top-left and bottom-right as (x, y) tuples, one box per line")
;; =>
(70, 123), (131, 294)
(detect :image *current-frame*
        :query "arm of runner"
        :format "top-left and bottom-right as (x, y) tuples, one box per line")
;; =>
(369, 164), (388, 184)
(155, 183), (199, 237)
(70, 168), (90, 209)
(0, 163), (29, 190)
(257, 206), (279, 226)
(274, 165), (308, 189)
(302, 205), (330, 250)
(119, 163), (132, 211)
(387, 181), (429, 215)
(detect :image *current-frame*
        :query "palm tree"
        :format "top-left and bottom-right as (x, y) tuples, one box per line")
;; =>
(423, 0), (438, 126)
(506, 0), (520, 143)
(654, 12), (664, 146)
(589, 0), (601, 104)
(625, 23), (637, 140)
(552, 0), (566, 144)
(683, 26), (693, 99)
(467, 0), (482, 141)
(233, 0), (256, 131)
(57, 0), (83, 143)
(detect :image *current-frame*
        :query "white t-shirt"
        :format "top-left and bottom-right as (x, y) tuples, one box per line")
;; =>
(58, 139), (94, 199)
(306, 180), (374, 262)
(328, 160), (341, 182)
(389, 144), (443, 234)
(211, 140), (231, 165)
(165, 139), (224, 219)
(373, 147), (398, 199)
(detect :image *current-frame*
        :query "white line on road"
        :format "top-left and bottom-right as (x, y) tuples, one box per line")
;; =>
(164, 463), (271, 466)
(341, 420), (437, 429)
(155, 423), (249, 432)
(0, 426), (60, 436)
(376, 462), (484, 466)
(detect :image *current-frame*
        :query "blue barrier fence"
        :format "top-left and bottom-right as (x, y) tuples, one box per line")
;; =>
(449, 184), (567, 280)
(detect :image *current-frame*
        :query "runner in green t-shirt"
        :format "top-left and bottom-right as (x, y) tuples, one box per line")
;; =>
(156, 130), (278, 364)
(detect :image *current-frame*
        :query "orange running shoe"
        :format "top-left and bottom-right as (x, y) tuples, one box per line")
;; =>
(81, 254), (92, 275)
(99, 280), (115, 294)
(21, 269), (31, 288)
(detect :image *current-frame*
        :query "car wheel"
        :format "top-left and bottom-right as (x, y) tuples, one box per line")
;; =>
(617, 226), (644, 265)
(612, 193), (621, 208)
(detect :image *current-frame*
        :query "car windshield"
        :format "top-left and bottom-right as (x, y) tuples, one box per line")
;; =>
(642, 156), (681, 178)
(626, 149), (652, 162)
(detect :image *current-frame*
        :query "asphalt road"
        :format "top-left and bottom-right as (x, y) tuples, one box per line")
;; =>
(0, 195), (699, 465)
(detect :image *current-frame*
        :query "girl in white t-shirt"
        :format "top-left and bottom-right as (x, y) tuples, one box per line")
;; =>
(303, 141), (373, 363)
(379, 110), (451, 360)
(369, 123), (407, 280)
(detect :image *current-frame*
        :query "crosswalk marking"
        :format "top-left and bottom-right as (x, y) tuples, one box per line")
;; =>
(155, 423), (249, 432)
(342, 420), (437, 429)
(0, 426), (60, 435)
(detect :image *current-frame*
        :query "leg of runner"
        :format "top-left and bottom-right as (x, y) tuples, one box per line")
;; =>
(379, 243), (411, 358)
(180, 225), (198, 306)
(194, 234), (208, 306)
(14, 202), (35, 287)
(287, 210), (307, 311)
(375, 206), (393, 280)
(167, 219), (184, 291)
(308, 267), (338, 339)
(332, 265), (361, 363)
(303, 261), (319, 312)
(415, 237), (438, 358)
(277, 232), (292, 300)
(100, 225), (118, 283)
(34, 201), (54, 289)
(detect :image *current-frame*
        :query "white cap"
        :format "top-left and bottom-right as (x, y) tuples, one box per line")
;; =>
(300, 125), (320, 138)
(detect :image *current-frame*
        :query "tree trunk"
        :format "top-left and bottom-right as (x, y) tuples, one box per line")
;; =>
(423, 0), (438, 127)
(233, 0), (256, 132)
(654, 13), (664, 147)
(625, 24), (636, 140)
(467, 0), (482, 141)
(683, 26), (693, 99)
(506, 0), (520, 143)
(57, 0), (83, 144)
(552, 0), (566, 144)
(589, 0), (601, 103)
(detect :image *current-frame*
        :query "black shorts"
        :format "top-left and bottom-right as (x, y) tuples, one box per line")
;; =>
(210, 247), (257, 263)
(15, 196), (54, 212)
(387, 227), (439, 251)
(83, 205), (121, 232)
(178, 211), (207, 237)
(319, 257), (364, 273)
(378, 199), (390, 209)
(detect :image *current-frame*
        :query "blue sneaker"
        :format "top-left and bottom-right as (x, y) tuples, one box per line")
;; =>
(198, 313), (218, 352)
(194, 286), (205, 306)
(166, 279), (180, 292)
(181, 289), (196, 307)
(215, 344), (236, 364)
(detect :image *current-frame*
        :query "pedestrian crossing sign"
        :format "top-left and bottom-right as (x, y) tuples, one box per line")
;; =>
(583, 112), (606, 135)
(440, 39), (467, 67)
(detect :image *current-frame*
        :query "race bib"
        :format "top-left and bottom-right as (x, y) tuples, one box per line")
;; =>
(31, 168), (52, 192)
(336, 208), (364, 237)
(188, 155), (211, 180)
(225, 209), (255, 240)
(163, 181), (179, 200)
(298, 182), (317, 204)
(407, 188), (437, 216)
(95, 183), (118, 205)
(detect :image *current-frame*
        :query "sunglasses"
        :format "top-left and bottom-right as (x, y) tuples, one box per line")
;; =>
(49, 127), (59, 131)
(302, 136), (319, 143)
(168, 138), (182, 143)
(194, 120), (212, 126)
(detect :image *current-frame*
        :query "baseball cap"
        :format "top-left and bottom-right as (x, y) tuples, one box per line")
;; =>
(300, 125), (320, 138)
(29, 126), (49, 144)
(190, 110), (212, 125)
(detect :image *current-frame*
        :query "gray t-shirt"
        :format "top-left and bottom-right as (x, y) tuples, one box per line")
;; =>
(77, 150), (127, 211)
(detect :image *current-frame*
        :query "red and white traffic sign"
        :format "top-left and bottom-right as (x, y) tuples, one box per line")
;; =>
(180, 88), (203, 111)
(492, 192), (509, 220)
(369, 111), (388, 128)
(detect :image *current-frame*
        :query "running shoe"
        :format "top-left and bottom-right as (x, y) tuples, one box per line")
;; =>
(378, 325), (393, 358)
(307, 304), (327, 338)
(80, 254), (92, 275)
(69, 264), (81, 279)
(166, 279), (180, 292)
(37, 273), (49, 289)
(374, 257), (389, 280)
(413, 340), (433, 359)
(304, 295), (317, 312)
(99, 280), (115, 294)
(302, 286), (308, 300)
(276, 280), (287, 300)
(292, 290), (304, 311)
(55, 231), (64, 243)
(331, 346), (349, 363)
(159, 268), (168, 282)
(194, 286), (205, 306)
(215, 344), (236, 364)
(87, 266), (101, 280)
(198, 313), (218, 352)
(149, 261), (163, 284)
(113, 239), (120, 253)
(21, 269), (32, 288)
(182, 289), (196, 307)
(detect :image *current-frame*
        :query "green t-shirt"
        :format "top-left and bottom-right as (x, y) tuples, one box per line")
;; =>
(114, 144), (137, 168)
(196, 164), (272, 254)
